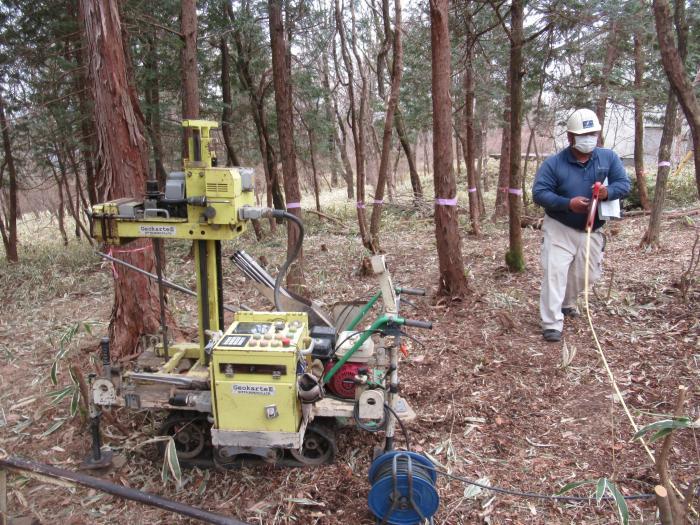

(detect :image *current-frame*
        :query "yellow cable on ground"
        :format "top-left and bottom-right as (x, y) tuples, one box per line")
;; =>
(583, 226), (696, 516)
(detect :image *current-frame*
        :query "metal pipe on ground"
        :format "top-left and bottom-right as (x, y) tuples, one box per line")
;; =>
(0, 455), (250, 525)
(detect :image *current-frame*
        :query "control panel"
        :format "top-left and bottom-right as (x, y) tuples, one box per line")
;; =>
(211, 312), (310, 433)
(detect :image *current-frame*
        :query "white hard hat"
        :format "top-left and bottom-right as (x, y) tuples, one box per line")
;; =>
(566, 108), (601, 134)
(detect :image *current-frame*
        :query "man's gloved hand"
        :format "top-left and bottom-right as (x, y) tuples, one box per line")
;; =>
(569, 196), (590, 214)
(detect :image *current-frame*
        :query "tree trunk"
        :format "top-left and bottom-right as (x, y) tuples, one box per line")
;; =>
(368, 0), (403, 252)
(463, 32), (480, 234)
(79, 0), (175, 358)
(642, 0), (688, 247)
(322, 51), (339, 188)
(336, 0), (369, 246)
(395, 109), (422, 199)
(305, 122), (321, 212)
(334, 107), (356, 199)
(269, 0), (304, 290)
(0, 89), (19, 262)
(74, 41), (99, 205)
(180, 0), (199, 159)
(430, 0), (469, 297)
(143, 33), (168, 186)
(220, 36), (241, 167)
(181, 0), (199, 119)
(633, 30), (651, 211)
(55, 172), (69, 246)
(594, 22), (619, 147)
(652, 0), (700, 197)
(506, 0), (525, 272)
(493, 75), (511, 219)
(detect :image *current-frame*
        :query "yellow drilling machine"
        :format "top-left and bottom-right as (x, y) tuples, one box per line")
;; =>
(87, 121), (439, 523)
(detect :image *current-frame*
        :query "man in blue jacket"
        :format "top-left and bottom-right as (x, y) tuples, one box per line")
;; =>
(532, 108), (630, 342)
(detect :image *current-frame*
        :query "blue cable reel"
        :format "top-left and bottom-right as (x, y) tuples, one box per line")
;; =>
(368, 451), (440, 525)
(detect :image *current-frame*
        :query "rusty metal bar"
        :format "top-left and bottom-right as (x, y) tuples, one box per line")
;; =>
(0, 456), (249, 525)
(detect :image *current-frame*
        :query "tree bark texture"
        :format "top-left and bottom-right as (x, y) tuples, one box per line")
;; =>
(220, 36), (241, 167)
(79, 0), (175, 358)
(430, 0), (469, 296)
(0, 89), (19, 262)
(180, 0), (199, 120)
(506, 0), (525, 272)
(269, 0), (305, 290)
(493, 77), (511, 219)
(653, 0), (700, 197)
(633, 29), (651, 210)
(642, 0), (688, 248)
(369, 0), (404, 252)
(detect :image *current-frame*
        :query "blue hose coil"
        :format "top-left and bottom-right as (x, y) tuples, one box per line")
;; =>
(368, 451), (439, 525)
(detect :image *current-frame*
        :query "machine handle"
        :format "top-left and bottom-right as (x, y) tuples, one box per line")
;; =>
(100, 337), (110, 367)
(402, 319), (433, 330)
(398, 287), (426, 296)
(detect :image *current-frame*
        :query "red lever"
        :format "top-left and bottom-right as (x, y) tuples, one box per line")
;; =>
(586, 182), (602, 232)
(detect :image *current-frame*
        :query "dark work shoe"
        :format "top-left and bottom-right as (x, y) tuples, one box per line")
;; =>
(542, 329), (562, 342)
(561, 307), (580, 318)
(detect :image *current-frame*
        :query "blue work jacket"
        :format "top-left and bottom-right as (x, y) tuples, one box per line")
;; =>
(532, 146), (631, 231)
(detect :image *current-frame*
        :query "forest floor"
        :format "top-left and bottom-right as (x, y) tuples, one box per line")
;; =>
(1, 190), (699, 525)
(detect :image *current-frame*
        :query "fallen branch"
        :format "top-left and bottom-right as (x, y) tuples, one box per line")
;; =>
(624, 207), (700, 218)
(304, 209), (346, 225)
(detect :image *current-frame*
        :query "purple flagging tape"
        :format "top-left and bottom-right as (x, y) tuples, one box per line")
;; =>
(286, 202), (302, 209)
(508, 188), (523, 195)
(373, 199), (384, 204)
(468, 187), (477, 193)
(356, 201), (366, 209)
(658, 161), (671, 167)
(435, 197), (458, 206)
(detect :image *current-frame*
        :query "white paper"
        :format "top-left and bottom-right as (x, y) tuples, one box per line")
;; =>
(598, 177), (621, 220)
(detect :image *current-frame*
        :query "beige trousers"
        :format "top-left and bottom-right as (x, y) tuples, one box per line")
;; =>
(540, 214), (605, 331)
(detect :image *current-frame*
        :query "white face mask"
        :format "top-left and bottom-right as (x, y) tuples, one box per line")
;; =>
(573, 135), (598, 154)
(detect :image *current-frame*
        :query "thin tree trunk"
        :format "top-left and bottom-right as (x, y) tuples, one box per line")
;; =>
(493, 76), (511, 219)
(55, 143), (93, 242)
(336, 0), (369, 245)
(430, 0), (469, 297)
(395, 109), (422, 198)
(227, 2), (285, 217)
(269, 0), (304, 290)
(49, 162), (69, 246)
(74, 41), (99, 205)
(463, 42), (480, 234)
(0, 89), (18, 262)
(334, 107), (355, 199)
(633, 29), (651, 210)
(322, 51), (339, 188)
(652, 0), (700, 197)
(80, 0), (176, 358)
(144, 33), (168, 186)
(594, 22), (619, 147)
(220, 36), (241, 167)
(369, 0), (404, 252)
(305, 123), (321, 212)
(506, 0), (525, 272)
(61, 140), (94, 242)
